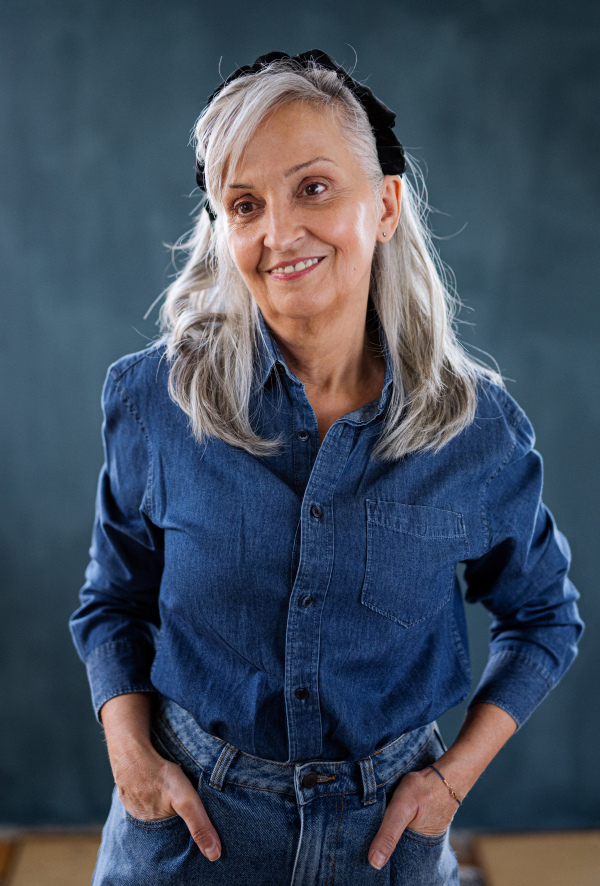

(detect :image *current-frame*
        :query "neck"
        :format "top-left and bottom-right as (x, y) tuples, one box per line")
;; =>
(261, 304), (385, 407)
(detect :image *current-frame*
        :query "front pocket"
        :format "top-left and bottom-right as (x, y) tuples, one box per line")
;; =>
(361, 500), (468, 627)
(125, 809), (183, 830)
(402, 826), (448, 845)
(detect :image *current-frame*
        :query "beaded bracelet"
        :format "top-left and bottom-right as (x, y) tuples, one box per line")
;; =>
(427, 764), (463, 806)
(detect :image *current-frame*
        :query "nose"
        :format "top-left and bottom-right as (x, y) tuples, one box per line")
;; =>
(262, 201), (304, 253)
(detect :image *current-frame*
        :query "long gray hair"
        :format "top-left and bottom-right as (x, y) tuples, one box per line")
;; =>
(158, 57), (502, 460)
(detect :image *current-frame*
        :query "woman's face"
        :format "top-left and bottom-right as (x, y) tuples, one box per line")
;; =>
(222, 100), (399, 329)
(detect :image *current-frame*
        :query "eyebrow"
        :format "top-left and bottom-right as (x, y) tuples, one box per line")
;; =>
(228, 156), (336, 189)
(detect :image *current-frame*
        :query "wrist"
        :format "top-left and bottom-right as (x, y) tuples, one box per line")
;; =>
(107, 733), (164, 786)
(430, 703), (518, 800)
(100, 692), (156, 765)
(431, 751), (479, 800)
(425, 763), (464, 806)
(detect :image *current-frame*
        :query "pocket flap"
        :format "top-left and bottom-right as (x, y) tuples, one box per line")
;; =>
(366, 500), (466, 539)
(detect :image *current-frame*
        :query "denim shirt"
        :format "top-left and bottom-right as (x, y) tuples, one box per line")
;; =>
(70, 312), (583, 764)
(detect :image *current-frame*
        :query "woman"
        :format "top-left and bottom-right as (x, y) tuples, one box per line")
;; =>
(70, 50), (583, 885)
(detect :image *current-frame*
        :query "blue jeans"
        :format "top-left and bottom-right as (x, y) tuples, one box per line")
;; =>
(92, 697), (459, 885)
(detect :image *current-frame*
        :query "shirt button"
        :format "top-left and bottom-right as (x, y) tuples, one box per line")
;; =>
(310, 504), (323, 519)
(297, 429), (310, 441)
(302, 771), (318, 788)
(295, 687), (310, 701)
(300, 595), (313, 608)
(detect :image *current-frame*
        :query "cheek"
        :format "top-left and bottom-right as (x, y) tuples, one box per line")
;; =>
(327, 203), (376, 270)
(228, 232), (260, 278)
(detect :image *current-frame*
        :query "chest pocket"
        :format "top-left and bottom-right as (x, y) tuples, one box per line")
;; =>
(361, 500), (468, 627)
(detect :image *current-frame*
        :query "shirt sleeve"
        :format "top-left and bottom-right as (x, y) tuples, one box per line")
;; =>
(69, 367), (164, 720)
(464, 390), (584, 727)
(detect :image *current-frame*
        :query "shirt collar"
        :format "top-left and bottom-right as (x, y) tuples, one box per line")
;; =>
(253, 306), (394, 422)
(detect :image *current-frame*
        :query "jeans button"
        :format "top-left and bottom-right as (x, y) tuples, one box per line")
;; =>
(302, 771), (318, 788)
(294, 687), (310, 701)
(310, 504), (323, 519)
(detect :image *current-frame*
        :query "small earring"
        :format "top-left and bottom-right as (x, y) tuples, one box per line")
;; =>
(382, 232), (387, 237)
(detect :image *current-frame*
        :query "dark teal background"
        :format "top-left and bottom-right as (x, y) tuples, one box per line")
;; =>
(1, 0), (598, 829)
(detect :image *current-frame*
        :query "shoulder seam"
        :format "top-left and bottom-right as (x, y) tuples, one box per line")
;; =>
(478, 392), (522, 551)
(109, 343), (166, 382)
(111, 374), (155, 519)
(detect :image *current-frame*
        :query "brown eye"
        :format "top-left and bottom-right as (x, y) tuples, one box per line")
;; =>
(235, 201), (258, 216)
(303, 182), (326, 197)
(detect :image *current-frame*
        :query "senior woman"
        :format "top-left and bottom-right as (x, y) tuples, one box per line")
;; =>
(70, 50), (583, 885)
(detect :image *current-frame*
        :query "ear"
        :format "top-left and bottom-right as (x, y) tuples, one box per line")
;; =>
(376, 175), (402, 243)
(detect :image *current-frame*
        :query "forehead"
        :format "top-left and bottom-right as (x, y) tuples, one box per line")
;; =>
(228, 100), (356, 181)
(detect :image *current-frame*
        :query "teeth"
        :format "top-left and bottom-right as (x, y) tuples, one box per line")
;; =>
(271, 258), (321, 274)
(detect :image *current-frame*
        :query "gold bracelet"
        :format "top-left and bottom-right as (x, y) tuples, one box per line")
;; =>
(427, 764), (463, 806)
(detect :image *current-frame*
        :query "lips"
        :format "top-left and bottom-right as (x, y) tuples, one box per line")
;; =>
(266, 256), (325, 278)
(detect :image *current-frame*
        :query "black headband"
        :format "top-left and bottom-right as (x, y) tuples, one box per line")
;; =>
(195, 48), (406, 221)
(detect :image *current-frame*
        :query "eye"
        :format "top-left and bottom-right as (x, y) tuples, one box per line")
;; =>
(302, 181), (326, 197)
(233, 200), (259, 216)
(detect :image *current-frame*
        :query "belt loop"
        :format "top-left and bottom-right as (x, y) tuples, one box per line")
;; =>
(209, 743), (238, 792)
(358, 756), (377, 806)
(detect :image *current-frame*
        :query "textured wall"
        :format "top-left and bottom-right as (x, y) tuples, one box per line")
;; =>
(1, 0), (598, 828)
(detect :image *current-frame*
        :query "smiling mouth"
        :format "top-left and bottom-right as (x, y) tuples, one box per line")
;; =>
(267, 256), (325, 276)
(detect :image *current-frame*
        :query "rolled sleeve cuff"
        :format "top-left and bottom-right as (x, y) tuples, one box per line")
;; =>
(85, 640), (157, 722)
(468, 650), (555, 728)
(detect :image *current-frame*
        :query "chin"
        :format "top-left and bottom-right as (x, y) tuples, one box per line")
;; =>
(269, 295), (338, 322)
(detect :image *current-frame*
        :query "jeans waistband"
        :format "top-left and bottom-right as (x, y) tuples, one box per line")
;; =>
(154, 697), (439, 808)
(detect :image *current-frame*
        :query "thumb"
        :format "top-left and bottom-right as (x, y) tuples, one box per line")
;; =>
(172, 788), (221, 862)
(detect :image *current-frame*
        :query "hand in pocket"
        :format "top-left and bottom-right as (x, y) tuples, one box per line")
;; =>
(115, 745), (222, 861)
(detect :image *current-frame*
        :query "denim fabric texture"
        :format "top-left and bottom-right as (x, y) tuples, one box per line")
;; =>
(70, 307), (583, 764)
(91, 696), (459, 886)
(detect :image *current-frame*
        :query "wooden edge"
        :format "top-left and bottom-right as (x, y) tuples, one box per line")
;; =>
(0, 842), (19, 886)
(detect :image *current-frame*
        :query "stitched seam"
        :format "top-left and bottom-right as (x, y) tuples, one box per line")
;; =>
(370, 731), (407, 757)
(210, 748), (227, 785)
(290, 519), (301, 593)
(360, 760), (367, 800)
(450, 613), (470, 670)
(402, 830), (446, 846)
(362, 592), (453, 627)
(112, 375), (156, 520)
(468, 697), (521, 725)
(85, 639), (156, 666)
(362, 758), (374, 802)
(211, 745), (235, 786)
(369, 758), (376, 800)
(482, 649), (554, 687)
(110, 348), (163, 381)
(223, 745), (237, 777)
(479, 405), (520, 552)
(369, 521), (466, 540)
(330, 794), (344, 884)
(324, 794), (337, 886)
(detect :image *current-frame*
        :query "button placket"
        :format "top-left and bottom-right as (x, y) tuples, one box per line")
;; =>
(292, 402), (318, 496)
(284, 425), (355, 762)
